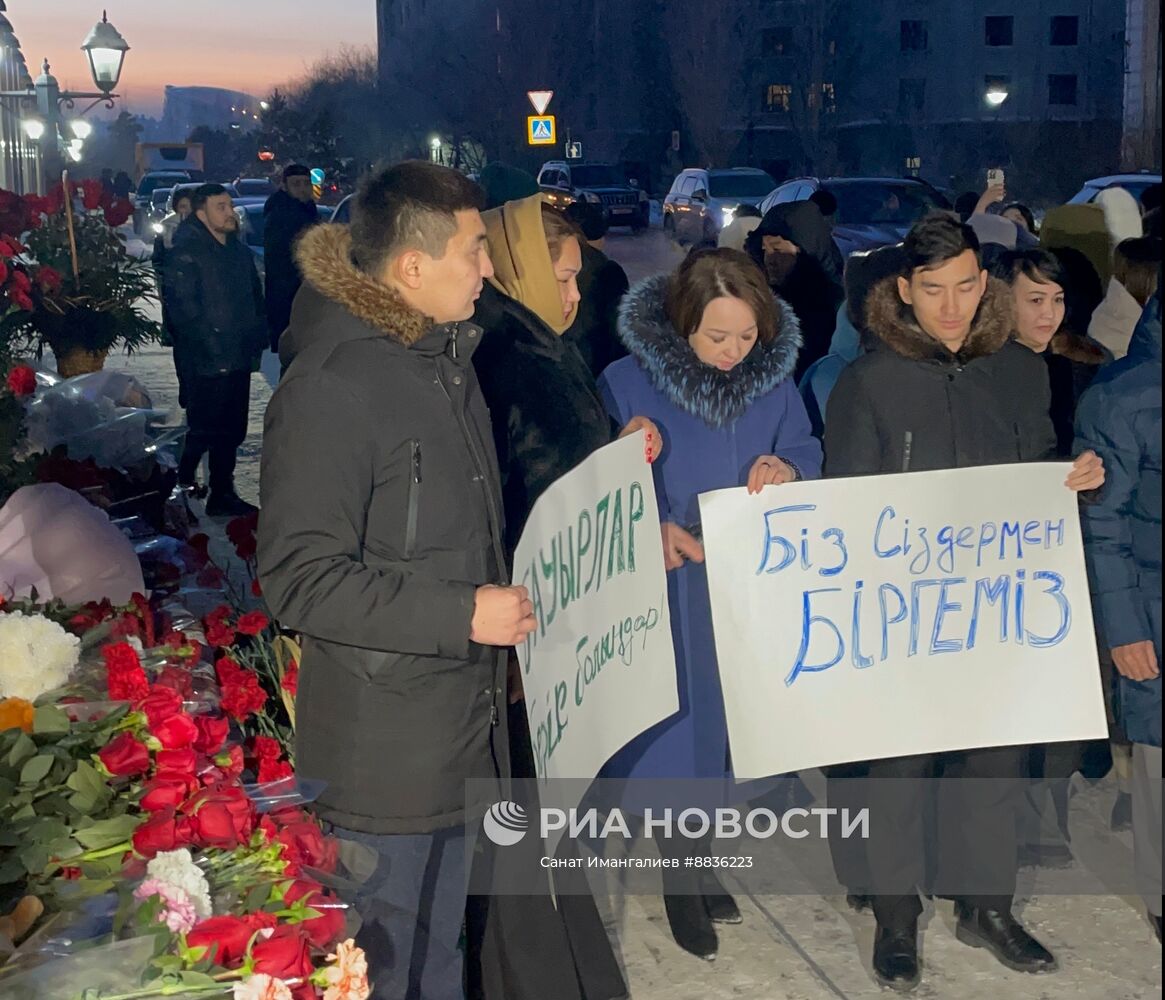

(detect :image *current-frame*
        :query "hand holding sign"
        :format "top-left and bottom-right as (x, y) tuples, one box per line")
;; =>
(661, 522), (705, 571)
(1066, 450), (1105, 492)
(619, 415), (660, 464)
(472, 584), (537, 646)
(747, 455), (796, 494)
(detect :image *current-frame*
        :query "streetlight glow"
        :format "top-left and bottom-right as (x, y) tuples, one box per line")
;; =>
(22, 118), (45, 140)
(985, 88), (1009, 108)
(70, 119), (92, 140)
(80, 11), (130, 95)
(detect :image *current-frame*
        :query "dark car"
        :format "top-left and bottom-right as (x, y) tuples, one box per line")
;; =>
(235, 202), (332, 283)
(757, 177), (951, 256)
(663, 167), (776, 245)
(537, 161), (649, 230)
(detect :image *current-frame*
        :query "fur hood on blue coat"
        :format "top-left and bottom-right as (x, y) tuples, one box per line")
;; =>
(616, 274), (802, 429)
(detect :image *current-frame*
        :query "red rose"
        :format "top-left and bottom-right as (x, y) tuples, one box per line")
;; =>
(155, 747), (197, 774)
(5, 365), (36, 397)
(193, 715), (229, 756)
(284, 881), (346, 948)
(280, 659), (298, 697)
(185, 786), (256, 849)
(130, 593), (156, 647)
(258, 757), (294, 784)
(186, 914), (257, 968)
(155, 665), (196, 697)
(97, 731), (150, 777)
(151, 712), (199, 750)
(132, 807), (191, 858)
(251, 925), (314, 980)
(8, 269), (31, 294)
(102, 642), (150, 701)
(214, 744), (245, 780)
(236, 611), (269, 636)
(226, 512), (259, 544)
(140, 774), (194, 812)
(137, 686), (183, 728)
(275, 821), (338, 874)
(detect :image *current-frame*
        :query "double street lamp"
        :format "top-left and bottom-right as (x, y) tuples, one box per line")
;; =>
(0, 9), (130, 193)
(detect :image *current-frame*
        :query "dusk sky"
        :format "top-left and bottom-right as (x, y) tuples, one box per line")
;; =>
(11, 0), (377, 117)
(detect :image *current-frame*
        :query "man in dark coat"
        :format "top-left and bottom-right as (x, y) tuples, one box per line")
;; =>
(745, 200), (845, 381)
(1075, 292), (1162, 941)
(169, 184), (266, 516)
(824, 213), (1105, 991)
(257, 161), (536, 1000)
(563, 201), (630, 378)
(263, 164), (320, 354)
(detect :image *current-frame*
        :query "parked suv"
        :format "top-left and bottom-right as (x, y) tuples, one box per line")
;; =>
(757, 176), (951, 257)
(537, 161), (649, 230)
(663, 167), (776, 245)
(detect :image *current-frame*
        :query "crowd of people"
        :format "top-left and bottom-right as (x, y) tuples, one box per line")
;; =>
(153, 157), (1160, 999)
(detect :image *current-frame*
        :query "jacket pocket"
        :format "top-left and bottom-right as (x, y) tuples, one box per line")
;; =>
(405, 440), (421, 559)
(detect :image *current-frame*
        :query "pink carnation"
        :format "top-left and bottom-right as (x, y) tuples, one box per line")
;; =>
(133, 877), (198, 934)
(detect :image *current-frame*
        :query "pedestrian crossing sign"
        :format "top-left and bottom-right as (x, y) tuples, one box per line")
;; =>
(527, 115), (557, 146)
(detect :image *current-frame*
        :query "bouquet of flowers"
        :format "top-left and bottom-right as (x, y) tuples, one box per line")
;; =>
(0, 181), (159, 378)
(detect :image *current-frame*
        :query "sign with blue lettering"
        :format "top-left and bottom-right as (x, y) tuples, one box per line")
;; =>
(699, 463), (1107, 779)
(527, 115), (557, 146)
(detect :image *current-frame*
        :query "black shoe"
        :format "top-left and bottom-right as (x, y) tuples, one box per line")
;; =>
(699, 871), (742, 925)
(663, 892), (718, 961)
(1018, 843), (1075, 870)
(872, 920), (920, 992)
(206, 492), (259, 518)
(1111, 791), (1133, 832)
(1152, 914), (1162, 944)
(954, 903), (1057, 973)
(846, 893), (873, 913)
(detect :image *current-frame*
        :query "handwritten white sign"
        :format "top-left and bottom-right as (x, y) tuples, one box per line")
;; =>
(699, 463), (1108, 780)
(515, 432), (678, 813)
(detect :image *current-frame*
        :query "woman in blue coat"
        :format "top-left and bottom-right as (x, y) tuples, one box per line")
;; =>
(598, 248), (822, 960)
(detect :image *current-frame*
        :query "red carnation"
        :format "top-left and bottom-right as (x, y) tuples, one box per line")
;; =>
(252, 735), (282, 761)
(80, 178), (104, 211)
(280, 659), (299, 697)
(236, 611), (269, 636)
(258, 757), (294, 784)
(205, 617), (236, 649)
(104, 197), (134, 229)
(102, 642), (150, 701)
(35, 266), (63, 295)
(5, 365), (36, 397)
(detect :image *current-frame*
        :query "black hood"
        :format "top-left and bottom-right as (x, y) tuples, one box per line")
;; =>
(745, 200), (845, 284)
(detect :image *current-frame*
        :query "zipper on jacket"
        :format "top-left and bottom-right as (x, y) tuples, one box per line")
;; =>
(1013, 422), (1024, 461)
(448, 325), (460, 360)
(902, 431), (913, 472)
(405, 440), (421, 558)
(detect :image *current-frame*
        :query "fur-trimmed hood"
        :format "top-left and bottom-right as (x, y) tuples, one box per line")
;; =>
(863, 274), (1014, 362)
(616, 274), (802, 428)
(293, 224), (435, 347)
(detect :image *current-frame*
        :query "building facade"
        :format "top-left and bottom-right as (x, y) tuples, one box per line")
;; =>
(377, 0), (1131, 201)
(161, 86), (262, 139)
(0, 4), (47, 195)
(1122, 0), (1162, 170)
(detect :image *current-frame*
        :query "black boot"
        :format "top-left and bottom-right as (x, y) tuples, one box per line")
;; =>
(872, 918), (920, 992)
(699, 869), (742, 924)
(1152, 914), (1162, 944)
(662, 891), (718, 961)
(206, 491), (259, 518)
(846, 893), (873, 913)
(1111, 791), (1133, 832)
(954, 903), (1057, 973)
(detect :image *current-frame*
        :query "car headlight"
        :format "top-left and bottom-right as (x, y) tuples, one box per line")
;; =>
(582, 191), (601, 204)
(720, 205), (738, 227)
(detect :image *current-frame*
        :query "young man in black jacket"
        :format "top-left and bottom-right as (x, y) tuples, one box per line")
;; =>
(170, 184), (266, 516)
(825, 213), (1105, 991)
(263, 164), (320, 355)
(258, 161), (536, 1000)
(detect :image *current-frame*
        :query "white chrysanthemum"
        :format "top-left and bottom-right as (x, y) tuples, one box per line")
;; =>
(0, 611), (81, 701)
(146, 848), (213, 919)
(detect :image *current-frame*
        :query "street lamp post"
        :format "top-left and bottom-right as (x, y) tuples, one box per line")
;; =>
(0, 9), (130, 194)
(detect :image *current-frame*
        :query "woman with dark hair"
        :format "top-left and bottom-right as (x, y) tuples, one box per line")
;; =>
(992, 249), (1110, 456)
(598, 248), (821, 961)
(1001, 202), (1037, 235)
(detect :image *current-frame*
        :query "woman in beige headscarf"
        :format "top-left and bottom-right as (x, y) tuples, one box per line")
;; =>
(468, 194), (653, 1000)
